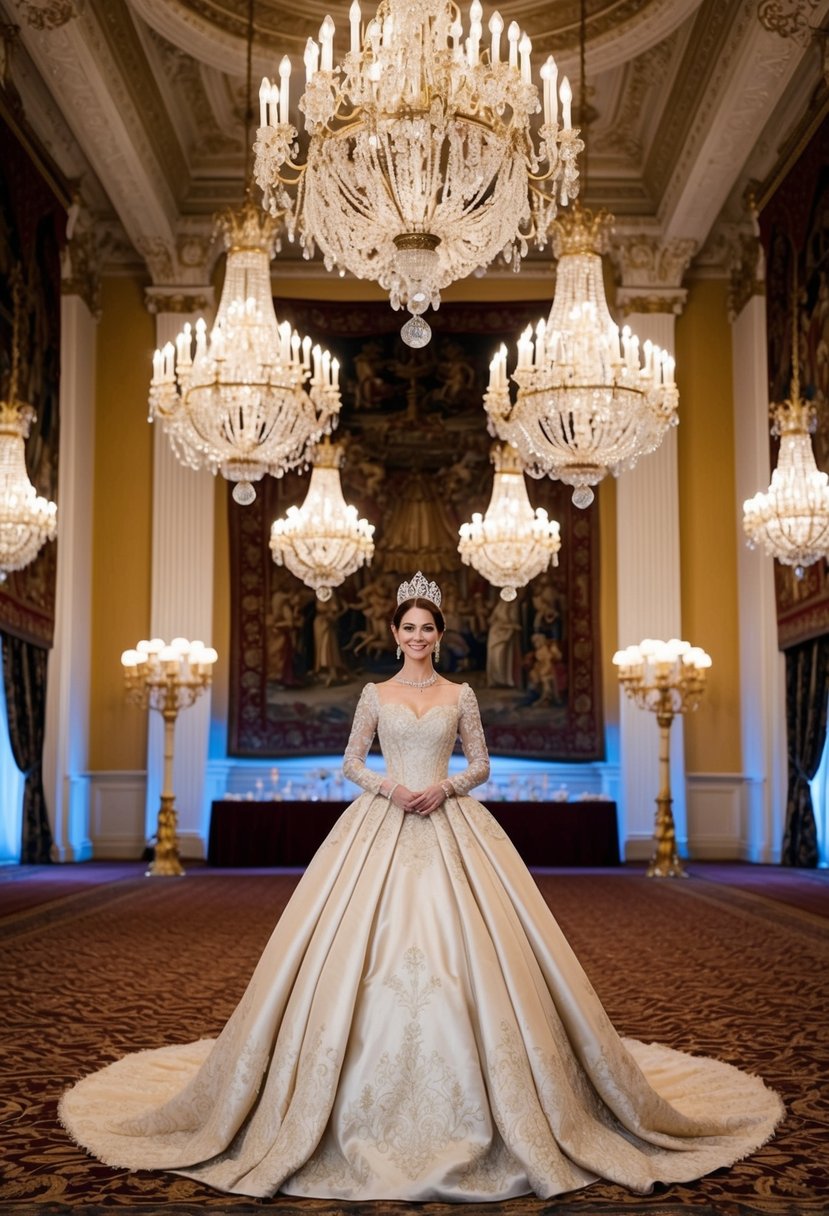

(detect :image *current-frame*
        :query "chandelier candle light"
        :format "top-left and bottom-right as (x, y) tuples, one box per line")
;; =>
(613, 638), (712, 879)
(149, 200), (342, 505)
(743, 270), (829, 576)
(121, 638), (218, 877)
(485, 208), (678, 508)
(0, 269), (57, 580)
(270, 439), (375, 600)
(458, 442), (560, 599)
(254, 0), (582, 347)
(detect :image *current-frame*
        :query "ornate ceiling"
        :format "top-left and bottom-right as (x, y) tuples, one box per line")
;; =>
(2, 0), (829, 289)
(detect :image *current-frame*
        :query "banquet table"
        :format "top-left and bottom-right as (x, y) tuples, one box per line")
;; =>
(207, 798), (620, 868)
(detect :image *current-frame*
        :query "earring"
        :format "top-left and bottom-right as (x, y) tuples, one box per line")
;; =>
(434, 641), (440, 663)
(396, 645), (401, 660)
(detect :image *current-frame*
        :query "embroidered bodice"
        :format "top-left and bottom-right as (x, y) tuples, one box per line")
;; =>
(342, 682), (490, 796)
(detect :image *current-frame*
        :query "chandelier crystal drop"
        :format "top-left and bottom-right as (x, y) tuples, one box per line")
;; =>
(458, 443), (560, 600)
(743, 295), (829, 577)
(253, 0), (583, 345)
(0, 269), (57, 582)
(484, 207), (679, 507)
(149, 199), (342, 505)
(270, 439), (375, 600)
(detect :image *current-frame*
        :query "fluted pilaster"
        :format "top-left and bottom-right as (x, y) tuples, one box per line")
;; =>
(731, 292), (786, 860)
(146, 291), (216, 858)
(43, 293), (97, 861)
(615, 309), (685, 858)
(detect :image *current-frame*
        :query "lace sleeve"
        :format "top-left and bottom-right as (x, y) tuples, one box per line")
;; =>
(450, 683), (491, 797)
(342, 683), (385, 795)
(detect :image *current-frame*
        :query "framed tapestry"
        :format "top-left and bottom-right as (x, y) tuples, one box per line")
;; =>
(760, 114), (829, 649)
(228, 298), (603, 760)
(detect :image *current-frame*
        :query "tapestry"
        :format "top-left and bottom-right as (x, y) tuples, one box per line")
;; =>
(0, 111), (64, 648)
(759, 113), (829, 650)
(229, 298), (603, 761)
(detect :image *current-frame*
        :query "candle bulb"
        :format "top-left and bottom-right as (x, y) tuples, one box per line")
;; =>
(489, 11), (503, 63)
(259, 76), (270, 128)
(349, 0), (361, 55)
(153, 348), (163, 382)
(302, 334), (312, 368)
(332, 357), (340, 388)
(312, 343), (322, 382)
(304, 38), (317, 86)
(560, 76), (572, 129)
(322, 349), (331, 385)
(519, 33), (532, 83)
(540, 57), (555, 126)
(507, 21), (520, 69)
(320, 15), (335, 72)
(279, 56), (291, 124)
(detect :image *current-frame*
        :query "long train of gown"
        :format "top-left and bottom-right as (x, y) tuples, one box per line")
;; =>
(59, 684), (783, 1202)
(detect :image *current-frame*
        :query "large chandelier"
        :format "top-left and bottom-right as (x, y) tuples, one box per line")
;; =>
(458, 443), (560, 599)
(254, 0), (582, 346)
(149, 198), (342, 506)
(484, 206), (678, 508)
(270, 439), (375, 600)
(743, 276), (829, 577)
(0, 270), (57, 581)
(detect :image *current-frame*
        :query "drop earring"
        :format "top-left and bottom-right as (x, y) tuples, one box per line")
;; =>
(396, 645), (401, 660)
(434, 641), (441, 663)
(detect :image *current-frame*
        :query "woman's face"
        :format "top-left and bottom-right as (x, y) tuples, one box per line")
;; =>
(393, 606), (441, 661)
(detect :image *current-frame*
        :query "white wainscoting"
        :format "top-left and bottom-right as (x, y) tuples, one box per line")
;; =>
(87, 772), (147, 860)
(686, 774), (747, 860)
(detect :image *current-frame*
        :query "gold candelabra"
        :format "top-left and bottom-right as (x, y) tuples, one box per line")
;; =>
(121, 637), (218, 876)
(613, 638), (712, 878)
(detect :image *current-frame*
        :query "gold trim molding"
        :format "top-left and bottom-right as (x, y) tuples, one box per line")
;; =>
(145, 286), (214, 316)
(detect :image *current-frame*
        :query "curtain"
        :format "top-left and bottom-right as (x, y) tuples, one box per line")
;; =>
(1, 632), (52, 863)
(782, 636), (829, 867)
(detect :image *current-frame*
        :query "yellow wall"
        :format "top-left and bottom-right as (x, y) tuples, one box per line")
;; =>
(88, 276), (154, 770)
(676, 278), (742, 773)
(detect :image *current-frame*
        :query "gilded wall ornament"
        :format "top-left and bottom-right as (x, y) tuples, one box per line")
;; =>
(758, 0), (822, 44)
(16, 0), (79, 31)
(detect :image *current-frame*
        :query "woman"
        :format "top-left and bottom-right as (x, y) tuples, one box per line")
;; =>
(60, 572), (783, 1202)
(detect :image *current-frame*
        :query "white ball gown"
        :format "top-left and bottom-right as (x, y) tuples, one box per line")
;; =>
(60, 681), (783, 1202)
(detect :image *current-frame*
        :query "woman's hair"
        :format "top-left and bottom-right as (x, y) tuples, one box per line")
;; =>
(393, 596), (446, 633)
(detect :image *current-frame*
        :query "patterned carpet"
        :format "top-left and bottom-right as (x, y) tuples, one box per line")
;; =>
(0, 868), (827, 1216)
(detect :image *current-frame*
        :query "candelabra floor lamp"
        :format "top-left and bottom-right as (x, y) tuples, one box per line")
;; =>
(613, 639), (712, 878)
(121, 638), (218, 877)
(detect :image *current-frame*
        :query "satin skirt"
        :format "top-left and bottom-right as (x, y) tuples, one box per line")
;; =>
(60, 794), (783, 1201)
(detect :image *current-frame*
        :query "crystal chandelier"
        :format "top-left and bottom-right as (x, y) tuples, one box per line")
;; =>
(254, 0), (582, 346)
(149, 199), (342, 506)
(0, 270), (57, 581)
(270, 439), (375, 600)
(150, 2), (342, 506)
(743, 274), (829, 578)
(458, 443), (560, 599)
(484, 206), (678, 508)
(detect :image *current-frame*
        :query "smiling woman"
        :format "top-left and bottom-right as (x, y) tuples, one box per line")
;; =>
(59, 568), (783, 1203)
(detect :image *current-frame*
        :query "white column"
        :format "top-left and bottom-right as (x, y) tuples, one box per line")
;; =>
(146, 294), (215, 860)
(616, 311), (685, 859)
(43, 293), (97, 861)
(731, 293), (787, 861)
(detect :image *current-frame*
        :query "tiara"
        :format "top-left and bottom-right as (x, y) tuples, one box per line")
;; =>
(397, 571), (442, 608)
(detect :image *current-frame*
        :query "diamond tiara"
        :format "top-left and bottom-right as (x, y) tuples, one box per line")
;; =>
(397, 571), (442, 609)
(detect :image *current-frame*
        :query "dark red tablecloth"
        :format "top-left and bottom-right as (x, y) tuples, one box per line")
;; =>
(207, 799), (619, 868)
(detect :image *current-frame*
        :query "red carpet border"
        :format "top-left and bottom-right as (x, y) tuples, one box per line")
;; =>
(0, 870), (827, 1215)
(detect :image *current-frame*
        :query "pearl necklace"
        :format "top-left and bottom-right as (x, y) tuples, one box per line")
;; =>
(394, 672), (438, 691)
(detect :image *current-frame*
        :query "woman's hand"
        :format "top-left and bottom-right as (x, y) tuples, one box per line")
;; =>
(408, 783), (448, 817)
(388, 783), (418, 813)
